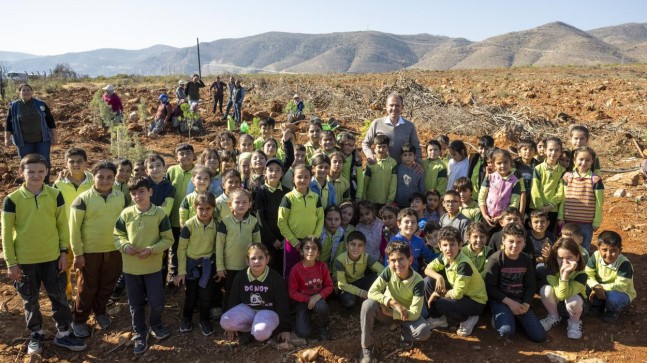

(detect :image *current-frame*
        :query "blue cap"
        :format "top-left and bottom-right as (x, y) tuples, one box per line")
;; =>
(159, 94), (169, 103)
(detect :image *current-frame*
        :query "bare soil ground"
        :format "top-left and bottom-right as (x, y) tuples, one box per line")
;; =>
(0, 65), (647, 362)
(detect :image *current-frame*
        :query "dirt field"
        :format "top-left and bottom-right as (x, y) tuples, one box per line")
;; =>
(0, 65), (646, 362)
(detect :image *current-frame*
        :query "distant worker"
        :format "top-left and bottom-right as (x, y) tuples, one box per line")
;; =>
(288, 94), (305, 123)
(233, 80), (243, 124)
(102, 85), (123, 123)
(184, 74), (205, 108)
(209, 76), (226, 115)
(148, 94), (173, 138)
(223, 76), (236, 120)
(176, 80), (187, 101)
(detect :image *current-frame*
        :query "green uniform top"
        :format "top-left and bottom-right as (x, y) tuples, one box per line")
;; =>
(329, 175), (350, 206)
(277, 189), (324, 247)
(304, 141), (317, 165)
(318, 228), (346, 270)
(530, 162), (565, 212)
(178, 216), (217, 276)
(69, 187), (127, 256)
(359, 155), (397, 204)
(114, 204), (174, 275)
(335, 252), (384, 296)
(2, 185), (68, 266)
(422, 158), (448, 194)
(459, 200), (483, 222)
(470, 158), (483, 201)
(427, 250), (488, 304)
(368, 267), (425, 321)
(546, 270), (588, 300)
(215, 214), (261, 271)
(580, 246), (590, 265)
(53, 171), (93, 217)
(113, 181), (132, 206)
(585, 251), (636, 301)
(178, 191), (215, 227)
(215, 193), (232, 223)
(166, 164), (194, 227)
(460, 244), (493, 278)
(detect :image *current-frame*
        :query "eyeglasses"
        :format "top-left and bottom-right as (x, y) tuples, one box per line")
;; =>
(444, 200), (460, 204)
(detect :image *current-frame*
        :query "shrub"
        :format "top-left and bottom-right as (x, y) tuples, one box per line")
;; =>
(89, 90), (114, 127)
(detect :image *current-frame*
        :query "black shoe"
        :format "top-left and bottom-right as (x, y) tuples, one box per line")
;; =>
(399, 335), (413, 350)
(238, 332), (254, 345)
(180, 319), (193, 333)
(133, 332), (148, 355)
(319, 327), (331, 341)
(27, 332), (45, 355)
(199, 321), (214, 336)
(149, 325), (171, 340)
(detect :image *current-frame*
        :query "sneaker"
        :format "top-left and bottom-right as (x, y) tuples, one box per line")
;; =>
(399, 335), (413, 349)
(53, 331), (87, 352)
(567, 320), (583, 339)
(180, 319), (193, 333)
(427, 315), (448, 329)
(27, 332), (45, 355)
(95, 315), (112, 330)
(199, 321), (215, 336)
(360, 347), (373, 363)
(456, 315), (479, 337)
(133, 332), (148, 355)
(319, 327), (331, 341)
(149, 325), (171, 341)
(602, 311), (620, 323)
(540, 315), (562, 332)
(210, 307), (223, 320)
(71, 322), (91, 338)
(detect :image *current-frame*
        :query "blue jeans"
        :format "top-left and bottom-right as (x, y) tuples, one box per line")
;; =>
(566, 222), (593, 252)
(294, 300), (329, 338)
(590, 290), (630, 314)
(124, 271), (165, 336)
(338, 272), (377, 308)
(490, 300), (546, 342)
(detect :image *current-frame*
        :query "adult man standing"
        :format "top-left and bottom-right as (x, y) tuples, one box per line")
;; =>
(223, 76), (236, 120)
(184, 74), (205, 108)
(362, 92), (422, 164)
(209, 76), (226, 115)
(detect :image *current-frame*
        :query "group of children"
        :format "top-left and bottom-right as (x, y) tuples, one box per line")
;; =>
(0, 119), (636, 360)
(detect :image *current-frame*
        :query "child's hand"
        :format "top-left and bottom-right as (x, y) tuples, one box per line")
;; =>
(57, 169), (70, 181)
(541, 244), (551, 259)
(307, 294), (322, 309)
(427, 291), (442, 306)
(504, 299), (524, 315)
(360, 290), (368, 299)
(124, 245), (138, 256)
(174, 274), (185, 286)
(8, 265), (23, 281)
(557, 220), (565, 229)
(560, 259), (577, 279)
(58, 253), (69, 273)
(435, 276), (446, 294)
(380, 304), (392, 317)
(73, 255), (85, 270)
(391, 301), (409, 320)
(520, 303), (530, 314)
(216, 270), (227, 281)
(542, 205), (553, 214)
(273, 240), (283, 250)
(137, 247), (152, 259)
(225, 330), (237, 341)
(592, 285), (606, 300)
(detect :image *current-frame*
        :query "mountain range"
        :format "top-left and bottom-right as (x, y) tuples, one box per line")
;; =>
(2, 22), (646, 77)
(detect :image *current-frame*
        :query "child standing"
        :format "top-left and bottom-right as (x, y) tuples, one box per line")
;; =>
(569, 125), (601, 174)
(539, 238), (588, 339)
(514, 138), (538, 218)
(145, 153), (175, 217)
(422, 140), (448, 194)
(338, 132), (363, 200)
(114, 177), (174, 354)
(328, 151), (351, 205)
(446, 140), (469, 193)
(461, 222), (494, 278)
(2, 154), (87, 354)
(355, 200), (387, 263)
(454, 177), (482, 222)
(281, 144), (306, 189)
(239, 133), (255, 154)
(215, 170), (242, 222)
(531, 137), (565, 234)
(188, 148), (223, 196)
(358, 134), (397, 208)
(409, 192), (428, 233)
(485, 223), (546, 343)
(309, 154), (336, 209)
(340, 201), (357, 234)
(395, 143), (426, 209)
(114, 158), (133, 195)
(317, 130), (338, 156)
(425, 226), (487, 336)
(468, 135), (495, 200)
(558, 147), (604, 252)
(305, 118), (324, 164)
(289, 237), (334, 342)
(536, 138), (547, 162)
(254, 117), (276, 150)
(390, 208), (436, 273)
(319, 205), (346, 271)
(179, 166), (212, 227)
(479, 149), (525, 228)
(439, 190), (471, 243)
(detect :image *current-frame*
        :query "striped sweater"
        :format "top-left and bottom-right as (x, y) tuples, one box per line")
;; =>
(558, 170), (604, 227)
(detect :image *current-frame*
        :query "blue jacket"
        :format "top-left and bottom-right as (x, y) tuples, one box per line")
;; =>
(309, 179), (337, 209)
(8, 99), (52, 148)
(388, 233), (437, 273)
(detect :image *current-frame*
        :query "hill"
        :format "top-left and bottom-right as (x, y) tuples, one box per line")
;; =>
(588, 22), (647, 62)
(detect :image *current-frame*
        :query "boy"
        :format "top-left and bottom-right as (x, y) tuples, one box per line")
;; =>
(328, 151), (351, 205)
(114, 177), (174, 354)
(422, 140), (448, 194)
(487, 207), (524, 251)
(561, 223), (590, 264)
(424, 226), (487, 337)
(338, 132), (363, 200)
(514, 138), (538, 218)
(216, 170), (242, 222)
(462, 222), (493, 278)
(2, 154), (87, 354)
(254, 117), (276, 150)
(409, 192), (428, 233)
(394, 143), (425, 209)
(389, 208), (436, 273)
(305, 118), (323, 164)
(527, 210), (554, 264)
(468, 135), (494, 201)
(360, 241), (430, 362)
(485, 223), (546, 343)
(437, 135), (451, 168)
(454, 177), (482, 222)
(166, 143), (196, 283)
(585, 231), (636, 323)
(282, 144), (306, 189)
(335, 231), (385, 311)
(317, 130), (338, 156)
(114, 158), (133, 195)
(133, 160), (146, 178)
(438, 190), (471, 243)
(423, 222), (441, 255)
(357, 134), (397, 208)
(145, 153), (176, 217)
(569, 124), (601, 174)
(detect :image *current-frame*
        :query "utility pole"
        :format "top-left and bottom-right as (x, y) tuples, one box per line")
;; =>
(196, 38), (202, 78)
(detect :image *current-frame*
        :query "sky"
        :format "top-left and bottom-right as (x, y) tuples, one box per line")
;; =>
(4, 0), (646, 56)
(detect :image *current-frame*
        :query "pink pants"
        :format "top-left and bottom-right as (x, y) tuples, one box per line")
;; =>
(220, 303), (279, 342)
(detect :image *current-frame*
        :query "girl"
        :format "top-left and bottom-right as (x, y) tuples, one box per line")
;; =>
(340, 201), (356, 233)
(288, 237), (333, 342)
(174, 192), (219, 336)
(179, 166), (212, 227)
(187, 148), (222, 196)
(277, 165), (324, 279)
(247, 150), (267, 194)
(215, 189), (262, 310)
(557, 147), (604, 252)
(424, 189), (441, 224)
(539, 237), (587, 340)
(309, 154), (336, 209)
(355, 200), (386, 263)
(380, 204), (399, 244)
(220, 244), (291, 345)
(219, 131), (237, 152)
(255, 158), (288, 273)
(479, 149), (525, 227)
(446, 140), (469, 192)
(536, 138), (547, 162)
(530, 137), (565, 235)
(238, 152), (252, 188)
(238, 134), (254, 154)
(263, 138), (279, 160)
(220, 150), (238, 175)
(461, 222), (493, 278)
(329, 151), (350, 206)
(319, 205), (345, 271)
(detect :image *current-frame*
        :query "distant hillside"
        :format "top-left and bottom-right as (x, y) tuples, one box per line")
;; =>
(2, 22), (646, 76)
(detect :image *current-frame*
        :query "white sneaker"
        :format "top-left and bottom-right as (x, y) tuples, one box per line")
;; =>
(567, 320), (582, 339)
(427, 315), (448, 329)
(457, 315), (479, 336)
(540, 315), (561, 332)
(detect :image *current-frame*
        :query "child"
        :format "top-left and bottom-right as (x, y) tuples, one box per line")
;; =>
(174, 193), (219, 336)
(536, 138), (547, 162)
(527, 210), (554, 264)
(114, 158), (133, 195)
(454, 177), (482, 222)
(329, 151), (350, 205)
(380, 204), (400, 244)
(263, 138), (280, 160)
(305, 118), (324, 163)
(390, 208), (436, 273)
(409, 192), (428, 233)
(179, 166), (212, 227)
(395, 143), (425, 209)
(359, 241), (431, 362)
(487, 207), (524, 251)
(485, 223), (546, 343)
(278, 164), (325, 279)
(341, 201), (357, 233)
(569, 124), (601, 174)
(309, 154), (336, 209)
(422, 140), (448, 194)
(319, 205), (346, 270)
(215, 170), (242, 223)
(288, 237), (333, 342)
(558, 147), (604, 252)
(559, 149), (573, 171)
(561, 223), (590, 264)
(585, 231), (636, 323)
(133, 160), (146, 178)
(220, 150), (238, 175)
(69, 161), (127, 338)
(282, 144), (306, 189)
(437, 134), (451, 168)
(239, 133), (255, 154)
(438, 190), (471, 243)
(539, 237), (588, 339)
(424, 190), (441, 224)
(318, 130), (338, 156)
(254, 117), (276, 150)
(216, 189), (261, 310)
(358, 134), (397, 207)
(355, 200), (387, 263)
(531, 137), (565, 234)
(425, 226), (487, 336)
(247, 150), (267, 194)
(114, 177), (174, 354)
(479, 149), (525, 228)
(2, 154), (87, 354)
(338, 132), (363, 200)
(238, 152), (252, 187)
(461, 222), (494, 278)
(335, 231), (385, 311)
(218, 131), (237, 152)
(145, 153), (175, 218)
(514, 138), (538, 220)
(188, 148), (223, 196)
(468, 135), (495, 200)
(423, 222), (441, 255)
(220, 243), (291, 345)
(446, 140), (469, 193)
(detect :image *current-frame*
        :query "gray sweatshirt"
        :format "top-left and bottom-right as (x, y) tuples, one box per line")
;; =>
(361, 116), (422, 164)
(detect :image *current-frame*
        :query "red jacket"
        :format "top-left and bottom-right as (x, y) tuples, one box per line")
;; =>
(102, 93), (123, 112)
(288, 260), (333, 303)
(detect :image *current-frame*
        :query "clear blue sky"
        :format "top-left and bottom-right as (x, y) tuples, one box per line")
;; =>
(4, 0), (646, 55)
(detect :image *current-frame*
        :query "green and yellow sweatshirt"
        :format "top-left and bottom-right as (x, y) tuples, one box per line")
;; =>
(178, 216), (217, 276)
(459, 200), (483, 223)
(53, 171), (93, 217)
(460, 244), (493, 278)
(546, 270), (588, 300)
(277, 189), (324, 247)
(422, 158), (448, 194)
(166, 164), (194, 228)
(359, 155), (397, 204)
(585, 251), (636, 301)
(426, 251), (488, 304)
(216, 214), (261, 271)
(335, 252), (384, 296)
(530, 162), (565, 212)
(368, 267), (425, 321)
